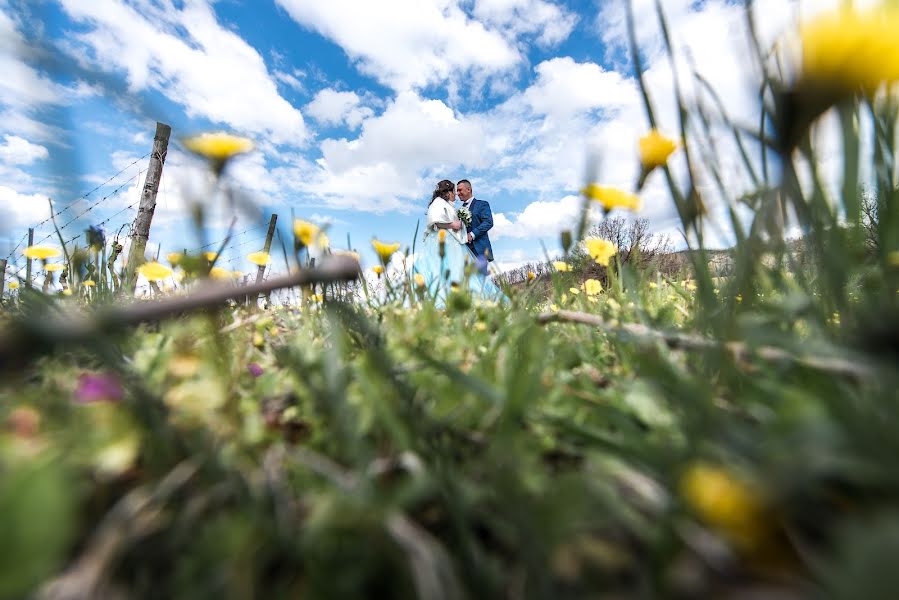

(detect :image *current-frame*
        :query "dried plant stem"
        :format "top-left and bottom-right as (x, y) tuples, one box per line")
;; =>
(537, 309), (872, 379)
(0, 256), (360, 370)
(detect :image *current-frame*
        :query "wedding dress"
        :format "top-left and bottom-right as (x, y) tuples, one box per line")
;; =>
(413, 197), (504, 304)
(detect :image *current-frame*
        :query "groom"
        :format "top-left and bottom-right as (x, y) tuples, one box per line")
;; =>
(456, 179), (494, 274)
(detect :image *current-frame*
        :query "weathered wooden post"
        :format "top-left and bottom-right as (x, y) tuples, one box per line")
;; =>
(0, 259), (6, 296)
(24, 228), (33, 289)
(255, 214), (278, 287)
(125, 122), (171, 291)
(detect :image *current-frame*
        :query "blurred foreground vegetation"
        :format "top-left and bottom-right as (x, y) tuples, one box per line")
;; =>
(3, 1), (899, 598)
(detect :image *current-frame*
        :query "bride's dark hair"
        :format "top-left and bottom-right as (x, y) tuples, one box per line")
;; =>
(428, 179), (455, 206)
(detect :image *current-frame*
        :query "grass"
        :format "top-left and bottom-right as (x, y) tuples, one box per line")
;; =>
(2, 1), (899, 598)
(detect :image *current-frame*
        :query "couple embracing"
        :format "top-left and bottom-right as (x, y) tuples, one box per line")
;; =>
(414, 179), (503, 301)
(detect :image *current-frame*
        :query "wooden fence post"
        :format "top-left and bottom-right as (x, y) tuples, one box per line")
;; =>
(125, 122), (171, 291)
(0, 259), (6, 296)
(24, 228), (33, 289)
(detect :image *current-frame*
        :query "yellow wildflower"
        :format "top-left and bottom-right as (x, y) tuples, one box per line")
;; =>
(167, 252), (183, 266)
(584, 238), (618, 266)
(414, 273), (426, 288)
(680, 462), (767, 551)
(553, 261), (571, 272)
(44, 263), (64, 272)
(137, 261), (173, 282)
(372, 265), (384, 277)
(82, 279), (96, 287)
(23, 245), (61, 260)
(581, 184), (641, 212)
(209, 266), (231, 280)
(204, 251), (218, 262)
(372, 239), (401, 264)
(62, 288), (72, 296)
(648, 281), (658, 289)
(800, 7), (899, 96)
(584, 278), (602, 296)
(317, 233), (330, 249)
(474, 322), (488, 332)
(293, 219), (320, 247)
(569, 287), (581, 295)
(527, 271), (536, 282)
(246, 251), (271, 266)
(639, 130), (678, 170)
(183, 132), (253, 163)
(8, 281), (19, 290)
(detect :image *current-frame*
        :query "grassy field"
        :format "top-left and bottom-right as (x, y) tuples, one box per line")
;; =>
(3, 3), (899, 599)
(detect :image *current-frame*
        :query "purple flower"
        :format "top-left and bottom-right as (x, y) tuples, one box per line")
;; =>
(247, 363), (264, 378)
(75, 373), (124, 404)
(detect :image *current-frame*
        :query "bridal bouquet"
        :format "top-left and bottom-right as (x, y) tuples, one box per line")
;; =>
(457, 206), (472, 228)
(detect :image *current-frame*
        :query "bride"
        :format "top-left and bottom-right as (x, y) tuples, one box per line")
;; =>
(413, 179), (504, 302)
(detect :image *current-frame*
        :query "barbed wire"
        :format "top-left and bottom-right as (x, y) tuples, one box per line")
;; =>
(31, 153), (150, 231)
(191, 224), (268, 253)
(34, 169), (144, 245)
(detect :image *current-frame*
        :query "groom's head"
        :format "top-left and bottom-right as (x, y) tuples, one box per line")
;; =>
(456, 179), (472, 202)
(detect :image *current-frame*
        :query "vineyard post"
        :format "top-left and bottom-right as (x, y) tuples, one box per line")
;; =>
(253, 213), (278, 305)
(124, 122), (171, 291)
(25, 228), (34, 289)
(0, 259), (6, 296)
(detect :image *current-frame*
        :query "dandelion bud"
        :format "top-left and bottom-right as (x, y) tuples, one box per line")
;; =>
(560, 230), (573, 253)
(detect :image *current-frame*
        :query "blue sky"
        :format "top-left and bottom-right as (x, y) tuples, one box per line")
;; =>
(0, 0), (846, 283)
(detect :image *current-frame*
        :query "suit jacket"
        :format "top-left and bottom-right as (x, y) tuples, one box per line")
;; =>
(465, 198), (494, 262)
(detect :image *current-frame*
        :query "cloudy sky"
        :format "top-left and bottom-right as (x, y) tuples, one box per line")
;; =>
(0, 0), (863, 279)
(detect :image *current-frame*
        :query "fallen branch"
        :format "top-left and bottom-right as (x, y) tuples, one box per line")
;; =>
(537, 309), (872, 379)
(0, 255), (360, 371)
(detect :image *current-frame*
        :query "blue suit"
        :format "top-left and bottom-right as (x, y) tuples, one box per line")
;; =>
(465, 198), (494, 271)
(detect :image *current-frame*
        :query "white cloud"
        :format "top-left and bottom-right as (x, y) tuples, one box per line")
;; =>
(492, 195), (586, 240)
(0, 186), (52, 232)
(522, 57), (637, 118)
(275, 0), (521, 91)
(58, 0), (307, 145)
(0, 134), (48, 165)
(473, 0), (577, 47)
(305, 89), (374, 129)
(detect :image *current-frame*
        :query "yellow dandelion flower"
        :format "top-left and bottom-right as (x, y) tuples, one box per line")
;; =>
(209, 266), (231, 280)
(584, 238), (618, 266)
(372, 239), (400, 264)
(167, 252), (183, 266)
(137, 261), (173, 282)
(639, 130), (678, 170)
(474, 322), (487, 332)
(246, 251), (271, 266)
(800, 7), (899, 96)
(204, 251), (218, 262)
(581, 184), (641, 212)
(293, 219), (320, 247)
(372, 265), (384, 277)
(8, 281), (19, 290)
(680, 462), (767, 550)
(569, 287), (581, 295)
(584, 278), (602, 296)
(414, 273), (426, 288)
(183, 132), (253, 162)
(553, 261), (571, 272)
(44, 263), (64, 272)
(527, 271), (536, 282)
(82, 279), (96, 287)
(23, 245), (61, 260)
(62, 288), (72, 296)
(648, 281), (658, 289)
